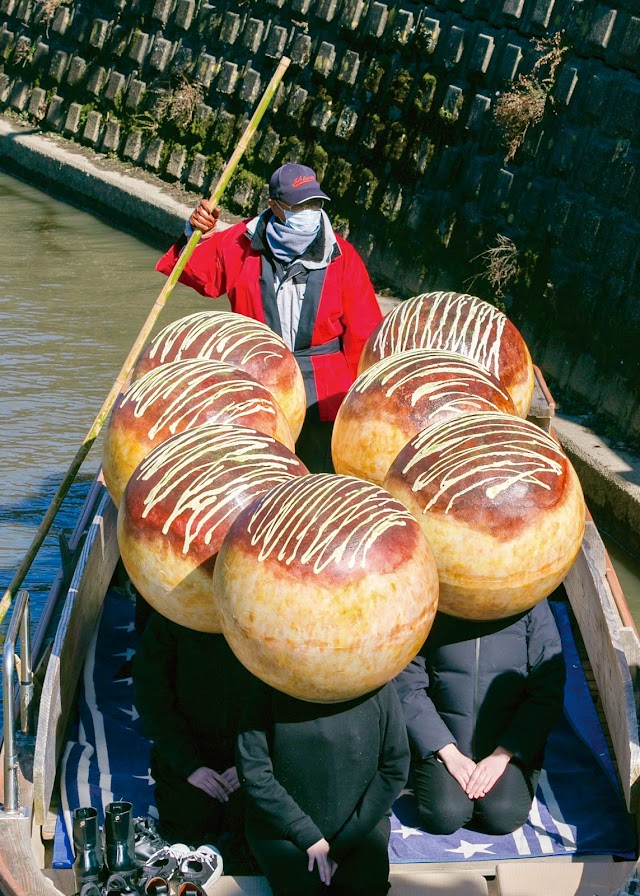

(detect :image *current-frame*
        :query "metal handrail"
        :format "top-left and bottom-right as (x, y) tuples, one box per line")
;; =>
(2, 589), (33, 814)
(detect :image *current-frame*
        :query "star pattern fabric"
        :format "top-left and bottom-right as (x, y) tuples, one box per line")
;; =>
(447, 840), (495, 859)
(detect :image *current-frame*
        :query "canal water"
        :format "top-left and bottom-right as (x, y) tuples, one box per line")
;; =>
(602, 534), (640, 623)
(1, 167), (640, 650)
(0, 169), (210, 639)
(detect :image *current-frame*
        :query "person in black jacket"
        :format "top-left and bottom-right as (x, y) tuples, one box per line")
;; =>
(236, 677), (410, 895)
(393, 599), (565, 836)
(133, 609), (251, 847)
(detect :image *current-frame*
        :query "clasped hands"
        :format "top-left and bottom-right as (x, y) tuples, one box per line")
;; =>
(187, 765), (239, 802)
(438, 743), (513, 799)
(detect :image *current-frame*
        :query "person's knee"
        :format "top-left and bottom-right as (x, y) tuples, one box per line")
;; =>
(418, 801), (472, 836)
(473, 797), (531, 835)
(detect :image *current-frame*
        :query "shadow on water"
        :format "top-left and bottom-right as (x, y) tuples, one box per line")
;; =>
(0, 470), (95, 618)
(0, 470), (94, 730)
(0, 155), (173, 251)
(31, 214), (73, 255)
(600, 532), (640, 627)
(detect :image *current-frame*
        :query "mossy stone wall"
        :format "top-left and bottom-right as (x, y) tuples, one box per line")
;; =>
(1, 0), (639, 434)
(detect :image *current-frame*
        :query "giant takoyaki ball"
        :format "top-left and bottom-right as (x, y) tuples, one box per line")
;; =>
(118, 423), (308, 632)
(215, 474), (439, 702)
(132, 310), (306, 439)
(383, 412), (585, 620)
(103, 358), (294, 506)
(332, 349), (517, 486)
(359, 292), (535, 418)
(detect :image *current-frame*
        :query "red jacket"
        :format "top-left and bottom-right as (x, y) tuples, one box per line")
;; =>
(156, 217), (382, 421)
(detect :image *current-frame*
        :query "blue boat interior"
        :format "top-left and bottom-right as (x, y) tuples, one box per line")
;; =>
(53, 583), (636, 871)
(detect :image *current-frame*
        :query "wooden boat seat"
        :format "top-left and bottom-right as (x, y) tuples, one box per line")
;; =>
(196, 878), (272, 895)
(495, 859), (637, 896)
(211, 871), (491, 894)
(389, 869), (489, 894)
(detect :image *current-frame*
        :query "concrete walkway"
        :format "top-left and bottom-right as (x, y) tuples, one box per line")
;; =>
(2, 113), (640, 562)
(0, 115), (203, 245)
(553, 415), (640, 559)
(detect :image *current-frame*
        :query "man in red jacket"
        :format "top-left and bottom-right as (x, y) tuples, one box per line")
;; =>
(156, 163), (382, 471)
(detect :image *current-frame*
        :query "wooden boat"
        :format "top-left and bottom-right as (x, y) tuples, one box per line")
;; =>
(2, 50), (636, 889)
(1, 356), (639, 896)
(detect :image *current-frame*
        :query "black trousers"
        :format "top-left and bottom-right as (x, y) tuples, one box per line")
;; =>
(246, 815), (391, 896)
(413, 755), (539, 836)
(151, 752), (243, 847)
(295, 410), (335, 474)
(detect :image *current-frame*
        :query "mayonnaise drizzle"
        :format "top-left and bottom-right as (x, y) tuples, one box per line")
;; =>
(121, 359), (276, 439)
(134, 424), (301, 553)
(398, 414), (565, 514)
(245, 475), (411, 574)
(353, 349), (511, 412)
(373, 293), (506, 377)
(146, 311), (285, 365)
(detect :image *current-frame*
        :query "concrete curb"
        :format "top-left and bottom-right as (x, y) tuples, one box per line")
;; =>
(2, 114), (640, 561)
(0, 115), (214, 244)
(553, 415), (640, 559)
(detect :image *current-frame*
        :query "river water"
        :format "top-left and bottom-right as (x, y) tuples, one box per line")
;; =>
(0, 169), (209, 639)
(1, 168), (640, 644)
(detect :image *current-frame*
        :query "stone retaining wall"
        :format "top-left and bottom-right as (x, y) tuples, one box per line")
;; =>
(1, 0), (639, 436)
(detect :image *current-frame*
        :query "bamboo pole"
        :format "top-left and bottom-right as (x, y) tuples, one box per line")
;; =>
(0, 56), (291, 626)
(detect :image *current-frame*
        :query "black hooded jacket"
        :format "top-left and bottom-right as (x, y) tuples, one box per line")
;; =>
(237, 678), (410, 860)
(393, 599), (566, 768)
(133, 610), (252, 779)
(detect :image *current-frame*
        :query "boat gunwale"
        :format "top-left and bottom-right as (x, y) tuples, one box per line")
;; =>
(0, 482), (117, 896)
(563, 519), (640, 817)
(32, 487), (119, 828)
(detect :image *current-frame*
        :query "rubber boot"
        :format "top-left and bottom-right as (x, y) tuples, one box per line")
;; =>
(104, 800), (138, 885)
(72, 807), (103, 894)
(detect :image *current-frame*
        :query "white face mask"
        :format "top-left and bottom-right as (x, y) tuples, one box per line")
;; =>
(276, 202), (322, 235)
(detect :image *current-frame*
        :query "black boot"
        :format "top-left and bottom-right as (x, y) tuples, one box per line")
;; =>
(104, 800), (138, 884)
(72, 806), (103, 894)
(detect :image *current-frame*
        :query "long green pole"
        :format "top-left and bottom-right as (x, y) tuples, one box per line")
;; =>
(0, 56), (291, 626)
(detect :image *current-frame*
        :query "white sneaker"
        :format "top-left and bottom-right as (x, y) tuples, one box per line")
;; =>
(138, 842), (191, 893)
(176, 844), (223, 894)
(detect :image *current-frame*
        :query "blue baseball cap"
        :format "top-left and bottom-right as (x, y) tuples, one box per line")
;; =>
(269, 163), (330, 205)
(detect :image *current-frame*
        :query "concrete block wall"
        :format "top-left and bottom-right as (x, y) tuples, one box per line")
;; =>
(0, 0), (639, 437)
